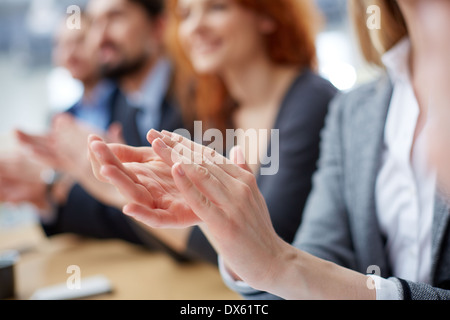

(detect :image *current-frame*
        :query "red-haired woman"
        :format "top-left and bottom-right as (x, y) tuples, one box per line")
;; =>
(165, 0), (336, 264)
(89, 0), (336, 265)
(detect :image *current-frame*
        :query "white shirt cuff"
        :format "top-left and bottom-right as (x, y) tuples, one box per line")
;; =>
(218, 256), (261, 296)
(369, 275), (403, 300)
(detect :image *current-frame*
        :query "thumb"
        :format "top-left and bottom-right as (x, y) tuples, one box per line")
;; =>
(229, 146), (252, 173)
(106, 122), (125, 144)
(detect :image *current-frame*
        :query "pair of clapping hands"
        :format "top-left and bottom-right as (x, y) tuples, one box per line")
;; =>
(88, 129), (284, 291)
(0, 113), (126, 212)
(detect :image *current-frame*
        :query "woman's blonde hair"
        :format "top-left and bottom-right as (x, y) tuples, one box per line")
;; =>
(349, 0), (407, 66)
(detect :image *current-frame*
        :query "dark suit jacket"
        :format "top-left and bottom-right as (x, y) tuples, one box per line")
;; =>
(185, 69), (338, 265)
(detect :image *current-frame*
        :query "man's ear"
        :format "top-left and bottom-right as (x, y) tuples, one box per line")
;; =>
(145, 15), (167, 56)
(151, 15), (168, 41)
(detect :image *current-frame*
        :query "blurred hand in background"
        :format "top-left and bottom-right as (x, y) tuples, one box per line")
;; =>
(0, 112), (127, 215)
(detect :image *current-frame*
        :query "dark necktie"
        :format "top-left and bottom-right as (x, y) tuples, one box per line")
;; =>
(122, 106), (143, 147)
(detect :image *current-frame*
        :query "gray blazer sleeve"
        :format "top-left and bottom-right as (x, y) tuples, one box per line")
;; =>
(292, 91), (357, 268)
(398, 279), (450, 300)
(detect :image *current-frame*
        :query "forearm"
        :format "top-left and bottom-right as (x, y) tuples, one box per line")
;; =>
(264, 243), (376, 300)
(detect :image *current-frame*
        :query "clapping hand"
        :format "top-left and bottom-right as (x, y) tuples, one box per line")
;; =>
(89, 129), (286, 290)
(16, 113), (127, 208)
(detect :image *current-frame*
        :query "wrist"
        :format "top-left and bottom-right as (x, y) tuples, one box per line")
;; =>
(272, 247), (377, 300)
(263, 241), (309, 299)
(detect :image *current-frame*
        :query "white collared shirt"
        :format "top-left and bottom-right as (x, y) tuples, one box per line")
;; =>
(372, 37), (437, 299)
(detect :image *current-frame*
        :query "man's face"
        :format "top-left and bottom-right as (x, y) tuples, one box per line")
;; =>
(53, 18), (99, 82)
(86, 0), (161, 79)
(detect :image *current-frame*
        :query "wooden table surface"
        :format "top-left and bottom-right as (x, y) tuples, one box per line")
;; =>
(0, 223), (242, 300)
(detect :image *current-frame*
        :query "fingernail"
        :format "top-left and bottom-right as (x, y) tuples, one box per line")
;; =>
(94, 150), (103, 160)
(176, 163), (185, 176)
(155, 138), (167, 148)
(99, 166), (110, 180)
(149, 129), (163, 139)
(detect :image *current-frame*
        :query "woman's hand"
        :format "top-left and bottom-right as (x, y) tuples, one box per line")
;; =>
(0, 153), (49, 209)
(88, 134), (199, 228)
(145, 130), (289, 291)
(89, 129), (376, 299)
(88, 129), (288, 289)
(15, 113), (123, 178)
(16, 113), (127, 208)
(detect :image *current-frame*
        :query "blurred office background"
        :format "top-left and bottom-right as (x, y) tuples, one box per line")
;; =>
(0, 0), (378, 230)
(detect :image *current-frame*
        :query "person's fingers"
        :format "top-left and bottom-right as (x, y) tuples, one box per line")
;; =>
(100, 164), (154, 208)
(122, 203), (163, 227)
(0, 179), (25, 203)
(153, 137), (238, 194)
(0, 159), (37, 182)
(152, 137), (185, 166)
(172, 150), (262, 220)
(173, 157), (249, 209)
(229, 146), (252, 173)
(108, 144), (156, 164)
(28, 147), (61, 169)
(158, 130), (247, 180)
(147, 129), (164, 145)
(87, 135), (108, 182)
(123, 203), (198, 229)
(89, 139), (141, 184)
(15, 130), (63, 170)
(171, 162), (227, 227)
(92, 132), (156, 164)
(155, 133), (219, 166)
(149, 130), (210, 165)
(161, 130), (223, 163)
(0, 178), (5, 200)
(15, 129), (35, 145)
(0, 162), (14, 178)
(16, 131), (61, 169)
(227, 145), (263, 199)
(15, 130), (50, 150)
(154, 133), (256, 195)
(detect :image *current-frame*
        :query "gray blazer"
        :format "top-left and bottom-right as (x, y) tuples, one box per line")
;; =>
(236, 75), (450, 300)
